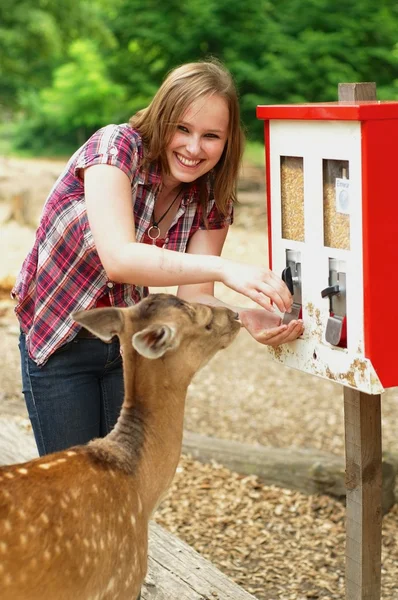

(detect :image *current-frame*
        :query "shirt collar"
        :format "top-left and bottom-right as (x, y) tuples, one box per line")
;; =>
(137, 162), (209, 206)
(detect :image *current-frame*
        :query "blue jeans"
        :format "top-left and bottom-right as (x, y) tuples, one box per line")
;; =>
(19, 332), (124, 456)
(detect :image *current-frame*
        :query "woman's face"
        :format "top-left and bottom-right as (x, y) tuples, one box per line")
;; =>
(165, 94), (229, 187)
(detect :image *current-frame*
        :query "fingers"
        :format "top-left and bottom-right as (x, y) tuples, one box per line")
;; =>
(239, 308), (282, 331)
(256, 279), (293, 314)
(254, 320), (304, 347)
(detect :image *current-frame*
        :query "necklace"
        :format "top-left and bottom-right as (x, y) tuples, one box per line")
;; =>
(147, 188), (181, 241)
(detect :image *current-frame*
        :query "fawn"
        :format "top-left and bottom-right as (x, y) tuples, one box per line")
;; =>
(0, 293), (240, 600)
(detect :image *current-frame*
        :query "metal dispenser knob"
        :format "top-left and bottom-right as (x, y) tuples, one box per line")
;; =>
(281, 261), (302, 324)
(321, 285), (340, 299)
(322, 261), (347, 348)
(282, 267), (294, 295)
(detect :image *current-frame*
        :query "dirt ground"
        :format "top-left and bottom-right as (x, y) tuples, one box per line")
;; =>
(0, 156), (397, 599)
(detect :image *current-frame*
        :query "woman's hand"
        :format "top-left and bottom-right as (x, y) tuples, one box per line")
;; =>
(221, 260), (293, 314)
(239, 308), (304, 347)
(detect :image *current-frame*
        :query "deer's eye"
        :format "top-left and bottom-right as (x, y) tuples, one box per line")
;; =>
(205, 316), (214, 330)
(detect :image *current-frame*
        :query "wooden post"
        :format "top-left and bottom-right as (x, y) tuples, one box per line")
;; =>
(339, 82), (382, 600)
(344, 389), (382, 599)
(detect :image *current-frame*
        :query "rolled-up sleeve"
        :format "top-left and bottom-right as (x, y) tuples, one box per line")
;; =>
(74, 124), (141, 182)
(202, 197), (234, 230)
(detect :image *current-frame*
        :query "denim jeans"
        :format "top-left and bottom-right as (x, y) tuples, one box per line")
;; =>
(19, 332), (125, 456)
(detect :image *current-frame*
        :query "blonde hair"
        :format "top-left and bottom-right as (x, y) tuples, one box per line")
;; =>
(129, 59), (245, 217)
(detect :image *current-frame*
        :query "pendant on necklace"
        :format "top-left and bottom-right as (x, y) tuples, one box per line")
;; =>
(147, 225), (161, 240)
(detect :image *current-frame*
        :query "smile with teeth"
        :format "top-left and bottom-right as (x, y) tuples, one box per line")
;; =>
(175, 153), (202, 168)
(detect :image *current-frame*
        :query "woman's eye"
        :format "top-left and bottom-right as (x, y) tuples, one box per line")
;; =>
(177, 125), (189, 133)
(205, 133), (220, 139)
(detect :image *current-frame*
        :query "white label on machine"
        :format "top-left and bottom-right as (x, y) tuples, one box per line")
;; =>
(335, 178), (350, 214)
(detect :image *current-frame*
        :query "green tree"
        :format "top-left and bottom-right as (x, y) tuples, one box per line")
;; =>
(0, 0), (114, 110)
(15, 40), (126, 152)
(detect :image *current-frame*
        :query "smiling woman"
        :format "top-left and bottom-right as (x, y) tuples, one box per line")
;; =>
(165, 95), (229, 186)
(12, 59), (303, 469)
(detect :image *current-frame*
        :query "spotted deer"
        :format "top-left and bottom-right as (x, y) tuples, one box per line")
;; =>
(0, 293), (240, 600)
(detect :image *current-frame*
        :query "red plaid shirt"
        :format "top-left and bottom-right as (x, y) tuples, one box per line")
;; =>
(12, 124), (233, 366)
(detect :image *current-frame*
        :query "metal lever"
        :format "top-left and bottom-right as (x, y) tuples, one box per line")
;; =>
(321, 285), (340, 299)
(281, 265), (302, 324)
(282, 267), (294, 295)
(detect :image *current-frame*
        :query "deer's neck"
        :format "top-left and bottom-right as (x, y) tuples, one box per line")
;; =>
(92, 352), (189, 515)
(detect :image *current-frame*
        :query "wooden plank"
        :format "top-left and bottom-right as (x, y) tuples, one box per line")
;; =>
(143, 522), (256, 599)
(338, 82), (377, 102)
(343, 388), (382, 600)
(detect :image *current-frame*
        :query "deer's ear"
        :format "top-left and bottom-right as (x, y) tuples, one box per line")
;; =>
(71, 308), (124, 342)
(132, 324), (179, 359)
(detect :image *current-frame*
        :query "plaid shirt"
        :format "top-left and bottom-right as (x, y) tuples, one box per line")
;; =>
(12, 124), (233, 366)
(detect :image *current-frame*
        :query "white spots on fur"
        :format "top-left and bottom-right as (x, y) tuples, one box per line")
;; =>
(106, 577), (115, 592)
(65, 540), (72, 552)
(4, 520), (11, 532)
(79, 565), (85, 578)
(0, 563), (4, 575)
(95, 514), (101, 525)
(55, 545), (61, 556)
(17, 468), (28, 475)
(40, 513), (49, 525)
(137, 494), (143, 514)
(83, 538), (90, 549)
(71, 488), (80, 500)
(19, 571), (27, 584)
(100, 537), (105, 551)
(4, 472), (14, 479)
(43, 550), (51, 561)
(28, 525), (37, 536)
(3, 573), (12, 586)
(130, 514), (136, 527)
(18, 509), (27, 520)
(92, 484), (99, 493)
(20, 534), (28, 547)
(38, 463), (52, 470)
(2, 489), (11, 500)
(60, 499), (68, 510)
(29, 557), (38, 569)
(72, 508), (79, 518)
(0, 542), (7, 554)
(56, 458), (67, 464)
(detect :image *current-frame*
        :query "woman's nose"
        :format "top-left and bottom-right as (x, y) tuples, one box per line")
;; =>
(186, 136), (201, 155)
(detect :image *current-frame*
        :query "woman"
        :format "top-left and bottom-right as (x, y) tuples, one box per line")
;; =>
(13, 59), (303, 457)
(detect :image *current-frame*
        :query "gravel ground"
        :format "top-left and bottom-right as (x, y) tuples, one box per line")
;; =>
(1, 157), (397, 599)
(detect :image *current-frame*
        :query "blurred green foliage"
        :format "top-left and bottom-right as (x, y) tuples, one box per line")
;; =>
(2, 0), (398, 154)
